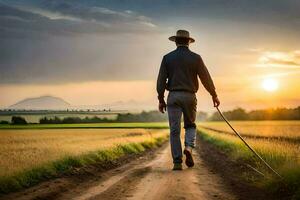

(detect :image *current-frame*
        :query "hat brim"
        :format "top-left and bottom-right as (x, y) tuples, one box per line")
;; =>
(169, 36), (195, 43)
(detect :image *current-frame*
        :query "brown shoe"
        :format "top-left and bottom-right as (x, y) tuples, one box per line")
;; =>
(172, 163), (183, 170)
(184, 148), (194, 167)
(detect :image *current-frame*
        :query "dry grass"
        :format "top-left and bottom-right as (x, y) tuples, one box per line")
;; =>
(198, 128), (300, 165)
(198, 126), (300, 199)
(198, 121), (300, 139)
(0, 129), (168, 177)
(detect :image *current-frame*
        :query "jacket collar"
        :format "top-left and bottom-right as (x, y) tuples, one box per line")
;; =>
(176, 45), (189, 50)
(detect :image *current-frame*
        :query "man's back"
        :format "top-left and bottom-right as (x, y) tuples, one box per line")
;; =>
(163, 46), (201, 93)
(157, 46), (217, 101)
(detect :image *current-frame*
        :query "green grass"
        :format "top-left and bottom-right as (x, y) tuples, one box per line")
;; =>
(0, 122), (169, 130)
(198, 129), (300, 199)
(0, 136), (168, 195)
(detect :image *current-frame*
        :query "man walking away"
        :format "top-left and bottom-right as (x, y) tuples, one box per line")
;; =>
(156, 30), (220, 170)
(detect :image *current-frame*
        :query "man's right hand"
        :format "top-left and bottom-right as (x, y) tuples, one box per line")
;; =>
(212, 96), (220, 107)
(158, 101), (167, 113)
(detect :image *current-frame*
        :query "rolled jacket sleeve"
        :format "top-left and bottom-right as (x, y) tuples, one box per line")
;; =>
(156, 56), (168, 103)
(197, 56), (217, 98)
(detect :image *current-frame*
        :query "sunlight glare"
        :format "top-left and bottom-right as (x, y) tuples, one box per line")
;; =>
(262, 78), (279, 92)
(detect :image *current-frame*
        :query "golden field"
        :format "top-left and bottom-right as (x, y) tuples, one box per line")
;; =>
(199, 121), (300, 139)
(0, 128), (168, 177)
(198, 128), (300, 165)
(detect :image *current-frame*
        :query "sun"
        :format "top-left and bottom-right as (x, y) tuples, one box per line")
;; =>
(262, 78), (279, 92)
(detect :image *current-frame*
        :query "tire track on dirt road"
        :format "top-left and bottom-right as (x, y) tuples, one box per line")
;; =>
(72, 144), (236, 200)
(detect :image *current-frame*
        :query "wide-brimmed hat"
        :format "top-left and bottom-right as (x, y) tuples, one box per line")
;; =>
(169, 30), (195, 43)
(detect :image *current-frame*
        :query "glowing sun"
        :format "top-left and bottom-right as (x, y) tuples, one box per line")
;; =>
(262, 78), (279, 92)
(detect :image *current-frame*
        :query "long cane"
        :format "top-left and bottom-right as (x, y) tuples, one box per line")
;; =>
(216, 107), (283, 179)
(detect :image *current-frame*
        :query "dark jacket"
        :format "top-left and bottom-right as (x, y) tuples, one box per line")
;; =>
(156, 46), (217, 103)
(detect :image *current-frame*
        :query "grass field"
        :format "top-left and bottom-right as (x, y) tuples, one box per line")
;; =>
(0, 122), (169, 129)
(0, 127), (168, 194)
(197, 121), (300, 199)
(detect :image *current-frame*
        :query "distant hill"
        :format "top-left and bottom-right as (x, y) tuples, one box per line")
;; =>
(7, 96), (154, 111)
(9, 96), (71, 110)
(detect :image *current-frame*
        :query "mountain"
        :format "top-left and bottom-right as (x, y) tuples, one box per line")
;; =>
(8, 96), (154, 111)
(9, 96), (71, 110)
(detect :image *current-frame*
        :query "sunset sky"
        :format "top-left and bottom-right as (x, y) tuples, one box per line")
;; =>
(1, 0), (300, 112)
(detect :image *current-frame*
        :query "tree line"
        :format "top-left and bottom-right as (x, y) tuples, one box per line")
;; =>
(39, 111), (207, 124)
(39, 111), (169, 124)
(209, 107), (300, 121)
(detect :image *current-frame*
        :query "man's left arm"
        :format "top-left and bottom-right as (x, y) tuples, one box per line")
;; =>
(197, 55), (220, 107)
(156, 56), (168, 113)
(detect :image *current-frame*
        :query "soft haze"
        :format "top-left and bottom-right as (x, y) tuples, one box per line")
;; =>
(1, 0), (300, 111)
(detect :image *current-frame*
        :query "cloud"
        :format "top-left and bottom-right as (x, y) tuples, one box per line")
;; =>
(39, 1), (156, 28)
(0, 2), (157, 39)
(255, 51), (300, 68)
(264, 70), (300, 78)
(43, 1), (156, 30)
(266, 59), (299, 67)
(0, 2), (164, 84)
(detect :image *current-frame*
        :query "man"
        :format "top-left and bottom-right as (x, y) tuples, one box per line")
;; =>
(156, 30), (220, 170)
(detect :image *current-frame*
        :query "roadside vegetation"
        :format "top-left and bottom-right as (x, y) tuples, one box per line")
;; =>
(198, 125), (300, 199)
(0, 128), (168, 194)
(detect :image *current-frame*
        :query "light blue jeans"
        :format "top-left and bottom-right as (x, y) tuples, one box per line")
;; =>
(167, 91), (197, 164)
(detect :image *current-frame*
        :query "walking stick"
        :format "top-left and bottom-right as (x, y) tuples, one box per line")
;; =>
(216, 106), (283, 179)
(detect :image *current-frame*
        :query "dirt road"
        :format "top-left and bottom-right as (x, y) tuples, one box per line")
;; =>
(3, 144), (239, 200)
(67, 144), (235, 200)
